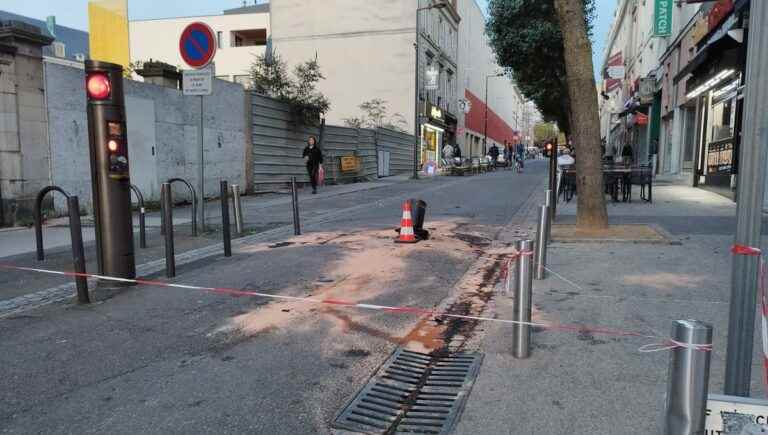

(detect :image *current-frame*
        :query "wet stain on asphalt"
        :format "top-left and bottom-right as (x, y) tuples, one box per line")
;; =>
(268, 242), (295, 249)
(343, 349), (371, 358)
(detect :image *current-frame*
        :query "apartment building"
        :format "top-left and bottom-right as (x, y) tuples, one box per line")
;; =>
(129, 3), (270, 86)
(456, 0), (529, 158)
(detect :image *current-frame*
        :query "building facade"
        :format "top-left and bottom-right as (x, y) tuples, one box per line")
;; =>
(269, 0), (460, 169)
(456, 0), (530, 159)
(129, 4), (270, 86)
(600, 0), (754, 202)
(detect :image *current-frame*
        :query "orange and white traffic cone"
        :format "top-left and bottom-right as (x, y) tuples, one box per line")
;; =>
(396, 200), (417, 243)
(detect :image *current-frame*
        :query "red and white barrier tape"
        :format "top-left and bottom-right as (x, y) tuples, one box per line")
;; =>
(0, 261), (707, 353)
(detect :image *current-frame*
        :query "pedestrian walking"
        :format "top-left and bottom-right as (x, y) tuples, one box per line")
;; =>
(489, 143), (500, 168)
(302, 135), (323, 194)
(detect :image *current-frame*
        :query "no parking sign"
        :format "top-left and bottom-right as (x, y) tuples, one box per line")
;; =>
(179, 22), (216, 69)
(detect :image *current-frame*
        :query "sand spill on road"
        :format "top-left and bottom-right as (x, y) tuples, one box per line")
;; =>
(214, 221), (496, 345)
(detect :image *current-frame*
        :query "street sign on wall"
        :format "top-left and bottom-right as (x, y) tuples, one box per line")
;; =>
(654, 0), (673, 36)
(425, 65), (439, 91)
(179, 22), (217, 69)
(183, 66), (213, 96)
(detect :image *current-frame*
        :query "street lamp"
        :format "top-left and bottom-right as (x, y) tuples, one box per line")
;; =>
(413, 1), (447, 179)
(483, 72), (504, 156)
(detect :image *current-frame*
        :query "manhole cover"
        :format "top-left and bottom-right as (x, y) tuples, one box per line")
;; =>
(333, 348), (483, 434)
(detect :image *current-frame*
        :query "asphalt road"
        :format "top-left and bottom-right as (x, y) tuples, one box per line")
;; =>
(0, 162), (547, 434)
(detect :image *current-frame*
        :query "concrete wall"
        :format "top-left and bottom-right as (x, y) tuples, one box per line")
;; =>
(0, 26), (53, 226)
(129, 11), (270, 83)
(44, 61), (248, 213)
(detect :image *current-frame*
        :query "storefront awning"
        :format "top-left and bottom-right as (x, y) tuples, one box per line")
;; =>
(673, 13), (741, 85)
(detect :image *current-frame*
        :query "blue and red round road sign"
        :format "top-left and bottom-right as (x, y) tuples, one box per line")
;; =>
(179, 22), (217, 69)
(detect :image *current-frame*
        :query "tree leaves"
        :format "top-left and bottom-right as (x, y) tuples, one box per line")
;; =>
(250, 51), (330, 126)
(486, 0), (594, 135)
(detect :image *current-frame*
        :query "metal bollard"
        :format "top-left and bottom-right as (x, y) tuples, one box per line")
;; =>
(535, 205), (550, 280)
(220, 180), (232, 257)
(67, 196), (89, 304)
(291, 176), (301, 236)
(512, 239), (534, 358)
(161, 183), (176, 278)
(544, 189), (552, 242)
(505, 240), (522, 297)
(231, 184), (244, 235)
(663, 320), (713, 435)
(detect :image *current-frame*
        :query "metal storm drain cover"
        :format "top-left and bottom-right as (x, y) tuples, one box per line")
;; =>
(333, 348), (483, 434)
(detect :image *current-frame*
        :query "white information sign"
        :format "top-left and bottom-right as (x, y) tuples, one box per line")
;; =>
(706, 394), (768, 433)
(607, 65), (625, 80)
(459, 99), (472, 114)
(183, 67), (213, 96)
(425, 65), (439, 91)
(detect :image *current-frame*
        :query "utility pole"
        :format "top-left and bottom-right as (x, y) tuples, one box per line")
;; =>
(724, 0), (768, 397)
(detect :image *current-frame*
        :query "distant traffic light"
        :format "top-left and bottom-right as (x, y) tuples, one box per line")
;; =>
(85, 59), (135, 280)
(544, 142), (554, 157)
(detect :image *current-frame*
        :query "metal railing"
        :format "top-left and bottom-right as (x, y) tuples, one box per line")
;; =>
(129, 184), (147, 249)
(33, 186), (89, 304)
(164, 178), (198, 236)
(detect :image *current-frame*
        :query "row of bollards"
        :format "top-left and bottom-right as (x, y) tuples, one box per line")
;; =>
(512, 189), (714, 435)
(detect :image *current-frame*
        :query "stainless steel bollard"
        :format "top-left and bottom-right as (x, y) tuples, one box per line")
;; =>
(535, 205), (550, 280)
(512, 239), (534, 358)
(544, 189), (552, 242)
(161, 183), (176, 278)
(506, 240), (522, 297)
(663, 320), (713, 435)
(231, 184), (244, 235)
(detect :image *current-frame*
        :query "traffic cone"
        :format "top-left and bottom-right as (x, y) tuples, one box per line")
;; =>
(396, 200), (417, 243)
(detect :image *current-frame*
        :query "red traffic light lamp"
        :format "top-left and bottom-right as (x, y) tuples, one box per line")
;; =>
(86, 73), (111, 100)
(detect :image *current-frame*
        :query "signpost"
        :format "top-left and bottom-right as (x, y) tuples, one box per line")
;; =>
(179, 22), (217, 233)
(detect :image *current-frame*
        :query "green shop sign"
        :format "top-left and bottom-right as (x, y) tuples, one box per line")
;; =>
(654, 0), (673, 36)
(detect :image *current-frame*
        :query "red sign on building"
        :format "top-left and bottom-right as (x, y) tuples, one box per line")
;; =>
(708, 0), (734, 31)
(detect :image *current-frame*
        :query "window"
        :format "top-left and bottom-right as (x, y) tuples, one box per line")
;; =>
(217, 31), (223, 49)
(230, 28), (267, 47)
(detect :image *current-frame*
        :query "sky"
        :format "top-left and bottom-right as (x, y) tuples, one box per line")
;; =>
(3, 0), (617, 79)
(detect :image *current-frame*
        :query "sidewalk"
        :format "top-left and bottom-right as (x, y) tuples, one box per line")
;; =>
(0, 174), (411, 259)
(457, 177), (765, 434)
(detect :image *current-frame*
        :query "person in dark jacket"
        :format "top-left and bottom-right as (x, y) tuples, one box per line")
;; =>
(489, 143), (500, 167)
(621, 143), (634, 165)
(302, 136), (323, 194)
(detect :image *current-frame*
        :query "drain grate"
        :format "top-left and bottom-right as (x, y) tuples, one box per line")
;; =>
(333, 348), (483, 434)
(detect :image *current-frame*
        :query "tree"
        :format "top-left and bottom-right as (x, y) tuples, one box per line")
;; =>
(250, 52), (330, 125)
(534, 122), (559, 144)
(486, 0), (595, 135)
(554, 0), (607, 228)
(342, 99), (407, 132)
(487, 0), (606, 230)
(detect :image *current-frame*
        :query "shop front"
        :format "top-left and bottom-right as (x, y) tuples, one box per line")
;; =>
(682, 1), (746, 196)
(420, 102), (448, 171)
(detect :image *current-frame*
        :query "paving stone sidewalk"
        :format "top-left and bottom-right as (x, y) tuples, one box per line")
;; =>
(457, 177), (766, 434)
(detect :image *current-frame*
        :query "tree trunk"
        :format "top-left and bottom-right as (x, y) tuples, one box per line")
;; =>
(554, 0), (608, 229)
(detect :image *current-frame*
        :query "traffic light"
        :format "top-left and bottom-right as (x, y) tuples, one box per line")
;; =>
(544, 142), (554, 158)
(85, 60), (135, 281)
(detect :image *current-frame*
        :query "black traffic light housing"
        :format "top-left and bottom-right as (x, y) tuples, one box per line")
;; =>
(85, 60), (135, 281)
